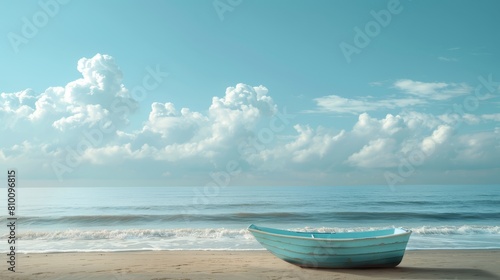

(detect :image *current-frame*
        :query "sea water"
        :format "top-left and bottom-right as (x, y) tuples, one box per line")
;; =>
(1, 185), (499, 253)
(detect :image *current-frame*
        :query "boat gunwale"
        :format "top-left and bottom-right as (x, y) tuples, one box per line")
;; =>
(248, 224), (412, 242)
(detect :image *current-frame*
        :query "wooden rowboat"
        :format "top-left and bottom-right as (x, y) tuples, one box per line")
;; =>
(248, 224), (411, 268)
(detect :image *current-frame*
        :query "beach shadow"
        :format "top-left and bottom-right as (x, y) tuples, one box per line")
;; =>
(331, 266), (500, 279)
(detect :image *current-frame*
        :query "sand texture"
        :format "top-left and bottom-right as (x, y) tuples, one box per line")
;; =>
(2, 250), (499, 279)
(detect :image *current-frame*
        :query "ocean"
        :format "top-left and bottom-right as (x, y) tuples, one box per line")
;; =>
(1, 185), (499, 253)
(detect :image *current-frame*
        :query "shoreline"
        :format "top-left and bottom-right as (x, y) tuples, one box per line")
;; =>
(2, 249), (499, 279)
(9, 247), (500, 254)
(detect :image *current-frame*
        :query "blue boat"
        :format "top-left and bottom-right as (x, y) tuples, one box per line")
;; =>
(248, 224), (411, 268)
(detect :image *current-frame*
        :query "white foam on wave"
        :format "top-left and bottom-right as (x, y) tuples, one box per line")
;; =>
(410, 225), (500, 235)
(8, 228), (254, 241)
(5, 225), (500, 241)
(294, 225), (500, 235)
(2, 225), (499, 253)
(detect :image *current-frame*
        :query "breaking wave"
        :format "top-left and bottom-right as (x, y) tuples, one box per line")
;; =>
(5, 225), (499, 241)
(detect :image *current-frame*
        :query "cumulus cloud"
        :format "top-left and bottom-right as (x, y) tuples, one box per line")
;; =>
(0, 89), (36, 130)
(250, 110), (499, 177)
(421, 125), (453, 156)
(1, 54), (499, 185)
(283, 125), (344, 163)
(347, 138), (398, 168)
(242, 124), (348, 174)
(1, 53), (136, 141)
(143, 102), (209, 144)
(0, 54), (137, 171)
(353, 113), (405, 136)
(453, 131), (500, 167)
(0, 89), (37, 108)
(211, 84), (276, 116)
(246, 111), (468, 174)
(124, 83), (277, 165)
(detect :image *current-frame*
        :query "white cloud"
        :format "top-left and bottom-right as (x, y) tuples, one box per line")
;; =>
(309, 94), (425, 114)
(28, 53), (136, 133)
(0, 89), (36, 130)
(0, 53), (138, 154)
(462, 114), (481, 125)
(394, 79), (471, 100)
(244, 124), (347, 172)
(211, 84), (276, 116)
(435, 112), (500, 127)
(247, 112), (453, 172)
(76, 53), (124, 94)
(52, 104), (110, 131)
(369, 81), (384, 87)
(400, 111), (441, 130)
(209, 84), (276, 138)
(0, 89), (37, 108)
(143, 102), (209, 144)
(438, 56), (458, 62)
(285, 125), (344, 163)
(1, 54), (499, 185)
(309, 78), (473, 115)
(127, 83), (277, 164)
(452, 132), (500, 166)
(0, 54), (140, 179)
(347, 138), (398, 168)
(353, 113), (409, 136)
(421, 125), (453, 156)
(29, 86), (66, 121)
(481, 113), (500, 122)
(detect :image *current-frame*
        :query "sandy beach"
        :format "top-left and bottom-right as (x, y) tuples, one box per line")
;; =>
(1, 250), (499, 279)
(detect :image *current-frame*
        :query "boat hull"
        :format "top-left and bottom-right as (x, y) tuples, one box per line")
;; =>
(248, 224), (411, 268)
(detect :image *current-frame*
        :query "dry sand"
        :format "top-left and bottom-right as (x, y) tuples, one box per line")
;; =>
(2, 250), (499, 279)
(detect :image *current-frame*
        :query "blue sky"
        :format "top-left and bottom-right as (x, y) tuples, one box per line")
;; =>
(1, 0), (499, 187)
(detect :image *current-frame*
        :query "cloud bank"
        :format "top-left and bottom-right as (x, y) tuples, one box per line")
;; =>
(1, 54), (499, 186)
